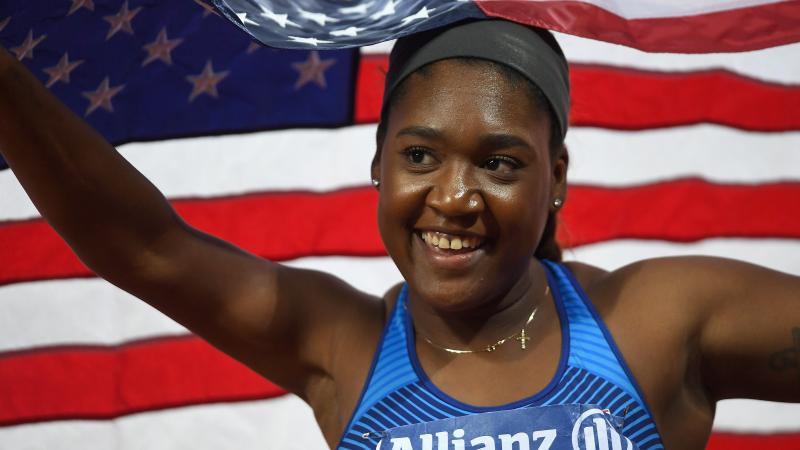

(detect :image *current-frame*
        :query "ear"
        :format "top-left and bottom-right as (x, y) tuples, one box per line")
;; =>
(551, 144), (569, 209)
(370, 147), (381, 189)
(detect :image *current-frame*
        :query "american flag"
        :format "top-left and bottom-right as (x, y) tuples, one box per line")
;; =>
(1, 1), (799, 449)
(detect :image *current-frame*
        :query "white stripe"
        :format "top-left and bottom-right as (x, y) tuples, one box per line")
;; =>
(360, 40), (394, 54)
(0, 126), (375, 222)
(0, 256), (402, 352)
(0, 278), (187, 352)
(556, 32), (800, 85)
(4, 125), (799, 221)
(3, 239), (800, 352)
(363, 36), (800, 84)
(565, 238), (800, 272)
(0, 395), (328, 450)
(547, 0), (781, 20)
(567, 125), (800, 187)
(714, 399), (800, 432)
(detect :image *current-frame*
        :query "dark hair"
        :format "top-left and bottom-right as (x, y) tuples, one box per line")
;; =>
(375, 58), (567, 262)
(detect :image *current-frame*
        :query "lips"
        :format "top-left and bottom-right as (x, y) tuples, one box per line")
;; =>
(414, 231), (485, 272)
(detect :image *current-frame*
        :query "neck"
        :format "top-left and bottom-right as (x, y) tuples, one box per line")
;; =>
(407, 260), (548, 350)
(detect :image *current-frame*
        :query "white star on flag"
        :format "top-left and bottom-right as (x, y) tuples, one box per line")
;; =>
(291, 51), (337, 90)
(236, 12), (258, 26)
(186, 60), (230, 102)
(258, 6), (298, 28)
(372, 0), (396, 20)
(297, 8), (338, 26)
(142, 28), (183, 67)
(104, 1), (142, 40)
(82, 77), (124, 116)
(287, 36), (333, 46)
(68, 0), (94, 16)
(330, 26), (365, 38)
(43, 53), (84, 88)
(10, 30), (47, 61)
(339, 2), (373, 15)
(401, 6), (435, 25)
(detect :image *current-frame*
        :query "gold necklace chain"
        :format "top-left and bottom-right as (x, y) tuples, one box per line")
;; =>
(416, 285), (549, 354)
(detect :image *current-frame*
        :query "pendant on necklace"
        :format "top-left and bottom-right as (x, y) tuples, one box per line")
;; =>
(515, 328), (531, 350)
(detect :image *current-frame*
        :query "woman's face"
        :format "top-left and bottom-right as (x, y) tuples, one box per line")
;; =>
(375, 59), (566, 312)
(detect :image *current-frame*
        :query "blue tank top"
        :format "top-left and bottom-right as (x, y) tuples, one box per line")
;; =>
(336, 260), (665, 450)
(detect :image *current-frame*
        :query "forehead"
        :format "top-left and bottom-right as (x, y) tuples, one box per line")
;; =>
(386, 59), (549, 140)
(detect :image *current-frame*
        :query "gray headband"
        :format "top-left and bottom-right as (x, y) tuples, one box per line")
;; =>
(383, 20), (570, 139)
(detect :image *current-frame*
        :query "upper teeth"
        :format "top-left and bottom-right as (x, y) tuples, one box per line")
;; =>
(421, 231), (480, 250)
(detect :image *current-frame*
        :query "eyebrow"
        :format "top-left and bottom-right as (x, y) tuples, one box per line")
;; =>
(396, 126), (531, 149)
(395, 126), (443, 140)
(478, 133), (532, 151)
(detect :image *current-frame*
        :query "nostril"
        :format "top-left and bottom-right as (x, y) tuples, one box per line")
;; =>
(426, 186), (485, 217)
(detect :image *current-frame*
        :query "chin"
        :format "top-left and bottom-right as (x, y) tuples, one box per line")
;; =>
(405, 269), (512, 315)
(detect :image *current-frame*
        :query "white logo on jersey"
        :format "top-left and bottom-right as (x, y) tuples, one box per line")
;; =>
(571, 409), (633, 450)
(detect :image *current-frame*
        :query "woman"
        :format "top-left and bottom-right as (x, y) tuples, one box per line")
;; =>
(0, 19), (798, 450)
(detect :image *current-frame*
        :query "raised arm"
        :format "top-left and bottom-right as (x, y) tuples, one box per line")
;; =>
(0, 47), (381, 402)
(694, 257), (800, 402)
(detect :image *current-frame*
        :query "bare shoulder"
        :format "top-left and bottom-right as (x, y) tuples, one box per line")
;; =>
(559, 255), (797, 370)
(564, 255), (768, 312)
(558, 256), (762, 359)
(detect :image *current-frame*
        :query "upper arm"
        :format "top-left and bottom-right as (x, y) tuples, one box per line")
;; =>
(692, 257), (800, 402)
(0, 49), (383, 407)
(102, 220), (383, 399)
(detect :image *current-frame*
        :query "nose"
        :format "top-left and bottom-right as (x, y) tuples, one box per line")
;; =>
(426, 161), (485, 217)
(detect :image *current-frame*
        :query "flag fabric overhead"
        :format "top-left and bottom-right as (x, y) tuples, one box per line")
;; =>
(211, 0), (800, 52)
(1, 1), (800, 449)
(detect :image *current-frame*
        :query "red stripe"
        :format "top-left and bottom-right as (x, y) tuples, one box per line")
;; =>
(476, 0), (800, 53)
(2, 338), (800, 444)
(0, 335), (285, 426)
(707, 432), (800, 449)
(2, 181), (800, 286)
(354, 54), (387, 124)
(355, 55), (800, 131)
(571, 65), (800, 131)
(560, 180), (800, 247)
(0, 187), (383, 286)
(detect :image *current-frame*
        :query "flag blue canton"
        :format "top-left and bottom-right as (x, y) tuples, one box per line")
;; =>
(212, 0), (485, 49)
(0, 0), (360, 170)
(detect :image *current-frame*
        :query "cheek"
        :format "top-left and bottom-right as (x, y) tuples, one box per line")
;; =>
(377, 167), (426, 244)
(484, 177), (551, 246)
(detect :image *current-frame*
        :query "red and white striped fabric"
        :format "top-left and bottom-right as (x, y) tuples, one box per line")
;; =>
(474, 0), (800, 53)
(2, 2), (800, 449)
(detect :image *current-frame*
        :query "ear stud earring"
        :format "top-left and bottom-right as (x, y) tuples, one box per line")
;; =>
(372, 179), (380, 188)
(553, 198), (563, 208)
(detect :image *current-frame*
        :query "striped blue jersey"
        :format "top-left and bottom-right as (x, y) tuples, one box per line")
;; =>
(337, 260), (664, 450)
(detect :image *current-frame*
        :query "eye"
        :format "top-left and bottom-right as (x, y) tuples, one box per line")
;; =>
(404, 147), (436, 165)
(483, 156), (521, 175)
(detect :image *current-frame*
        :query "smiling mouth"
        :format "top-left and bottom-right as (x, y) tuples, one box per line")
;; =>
(419, 231), (485, 252)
